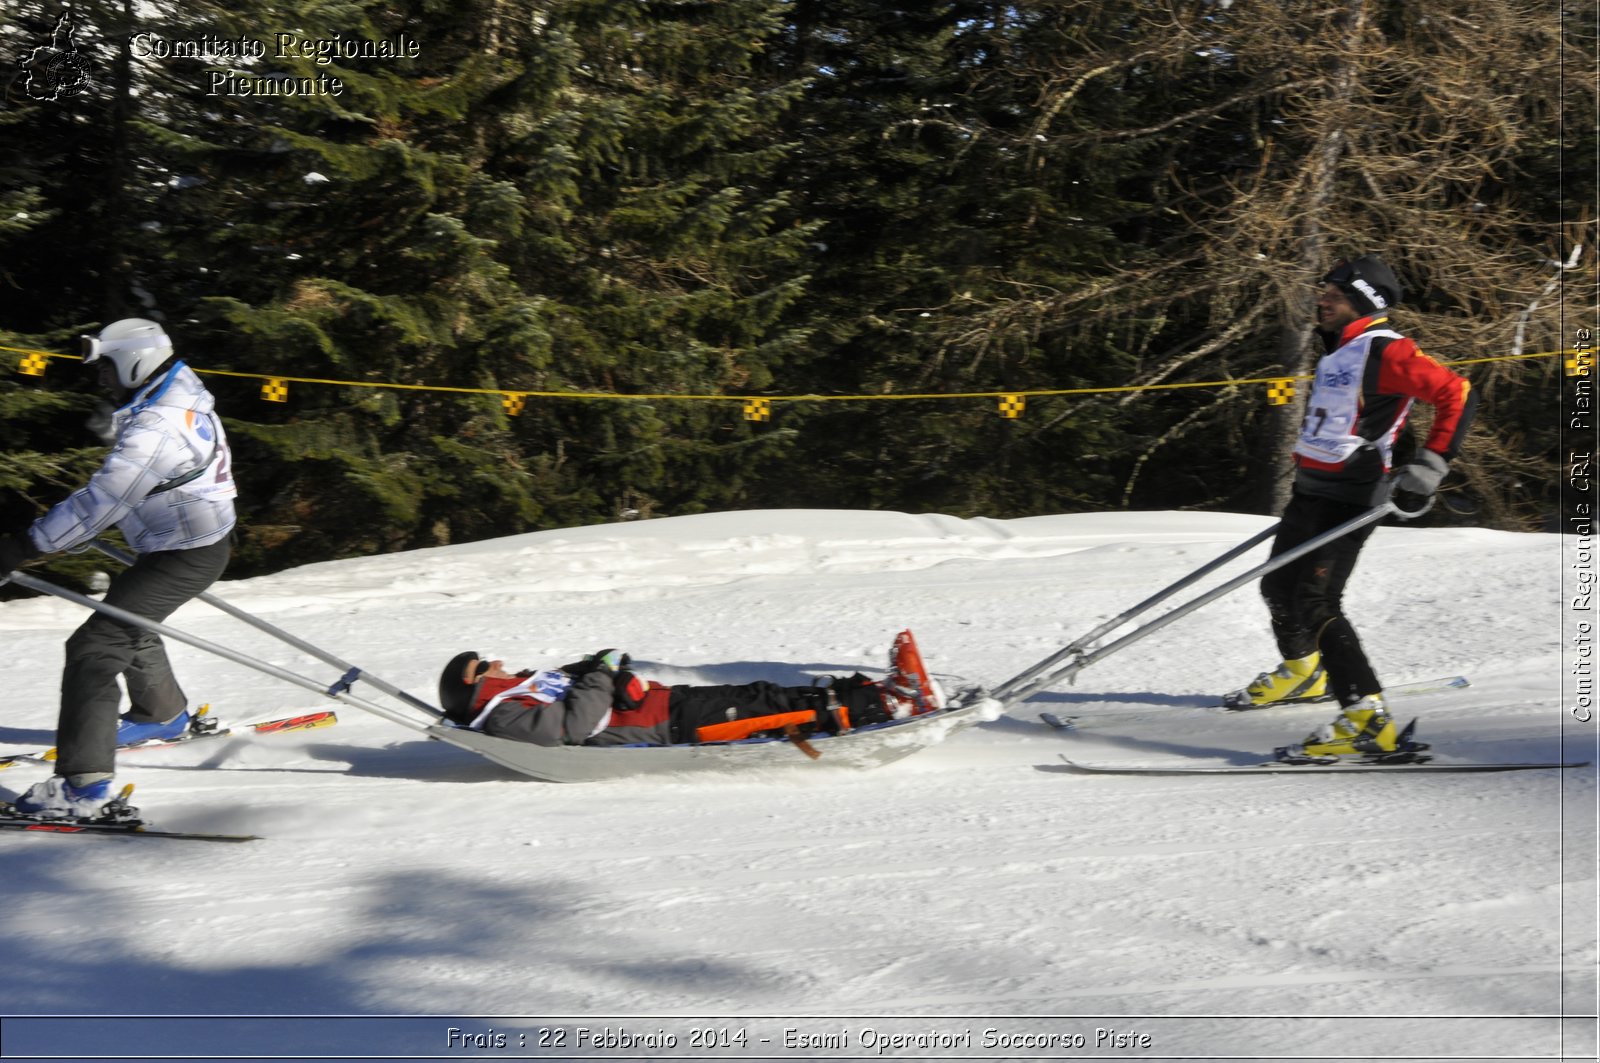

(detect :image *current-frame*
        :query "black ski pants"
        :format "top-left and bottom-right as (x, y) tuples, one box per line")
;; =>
(666, 681), (819, 743)
(55, 538), (231, 777)
(1260, 491), (1382, 707)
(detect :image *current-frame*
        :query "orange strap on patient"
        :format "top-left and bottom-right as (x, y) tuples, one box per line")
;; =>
(695, 710), (818, 744)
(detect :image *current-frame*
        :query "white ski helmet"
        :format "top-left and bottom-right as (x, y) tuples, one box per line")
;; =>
(80, 318), (175, 389)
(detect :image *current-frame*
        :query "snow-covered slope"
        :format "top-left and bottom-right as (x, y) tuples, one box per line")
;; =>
(0, 510), (1592, 1060)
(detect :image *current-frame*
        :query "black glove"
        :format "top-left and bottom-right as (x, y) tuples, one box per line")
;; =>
(560, 649), (630, 677)
(1391, 451), (1448, 516)
(0, 530), (41, 574)
(587, 649), (627, 674)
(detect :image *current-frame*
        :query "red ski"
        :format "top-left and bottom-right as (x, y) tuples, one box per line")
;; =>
(0, 708), (337, 769)
(248, 711), (337, 735)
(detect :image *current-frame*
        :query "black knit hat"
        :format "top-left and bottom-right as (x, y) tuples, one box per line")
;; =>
(1322, 254), (1404, 315)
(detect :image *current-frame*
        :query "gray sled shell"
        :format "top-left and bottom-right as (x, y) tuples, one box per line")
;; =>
(425, 694), (1000, 783)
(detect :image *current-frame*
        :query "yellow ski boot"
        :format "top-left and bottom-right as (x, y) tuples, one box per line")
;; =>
(1225, 652), (1327, 709)
(1289, 694), (1398, 759)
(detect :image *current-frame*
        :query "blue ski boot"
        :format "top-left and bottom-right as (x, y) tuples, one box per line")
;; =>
(14, 774), (115, 819)
(117, 709), (192, 746)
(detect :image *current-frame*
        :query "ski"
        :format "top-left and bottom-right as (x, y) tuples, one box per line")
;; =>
(1040, 711), (1589, 774)
(1044, 753), (1591, 776)
(1221, 674), (1469, 711)
(0, 785), (258, 842)
(0, 817), (259, 842)
(0, 708), (337, 769)
(1041, 676), (1473, 730)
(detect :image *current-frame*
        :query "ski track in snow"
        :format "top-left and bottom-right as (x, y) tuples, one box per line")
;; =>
(0, 509), (1592, 1061)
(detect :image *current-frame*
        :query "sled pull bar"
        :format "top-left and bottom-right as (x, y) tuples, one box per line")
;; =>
(995, 501), (1402, 709)
(90, 539), (442, 718)
(3, 570), (440, 735)
(988, 521), (1278, 705)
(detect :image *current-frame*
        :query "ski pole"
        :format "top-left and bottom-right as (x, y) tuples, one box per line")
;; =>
(995, 500), (1401, 709)
(3, 570), (443, 733)
(988, 521), (1279, 704)
(90, 539), (440, 717)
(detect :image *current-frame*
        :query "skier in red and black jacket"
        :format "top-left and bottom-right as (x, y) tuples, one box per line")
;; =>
(1237, 253), (1478, 759)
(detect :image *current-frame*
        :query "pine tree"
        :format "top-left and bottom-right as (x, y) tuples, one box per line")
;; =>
(754, 2), (1146, 517)
(474, 0), (816, 522)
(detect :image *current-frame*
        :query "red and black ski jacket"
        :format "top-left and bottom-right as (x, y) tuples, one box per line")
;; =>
(1293, 314), (1477, 504)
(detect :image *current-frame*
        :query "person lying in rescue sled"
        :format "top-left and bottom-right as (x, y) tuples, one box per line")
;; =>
(438, 646), (939, 748)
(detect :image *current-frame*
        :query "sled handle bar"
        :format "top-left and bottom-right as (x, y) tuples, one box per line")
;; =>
(994, 498), (1410, 709)
(89, 539), (443, 719)
(2, 569), (441, 734)
(987, 521), (1279, 705)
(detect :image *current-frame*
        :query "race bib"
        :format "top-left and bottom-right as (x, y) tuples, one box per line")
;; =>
(151, 408), (238, 501)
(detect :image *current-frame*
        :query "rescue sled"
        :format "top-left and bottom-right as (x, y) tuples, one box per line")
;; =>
(428, 629), (996, 782)
(425, 693), (999, 784)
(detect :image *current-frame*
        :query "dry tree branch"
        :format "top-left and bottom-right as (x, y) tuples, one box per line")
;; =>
(1119, 386), (1241, 508)
(1064, 78), (1325, 145)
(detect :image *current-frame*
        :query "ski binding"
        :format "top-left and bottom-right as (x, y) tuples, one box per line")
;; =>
(1272, 718), (1433, 764)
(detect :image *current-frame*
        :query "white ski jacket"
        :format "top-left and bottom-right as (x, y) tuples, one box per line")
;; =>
(28, 362), (238, 555)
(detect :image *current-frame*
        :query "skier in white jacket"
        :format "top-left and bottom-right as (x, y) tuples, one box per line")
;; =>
(0, 319), (237, 817)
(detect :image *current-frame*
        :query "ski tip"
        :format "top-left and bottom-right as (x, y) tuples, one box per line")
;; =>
(134, 827), (262, 842)
(1039, 712), (1077, 731)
